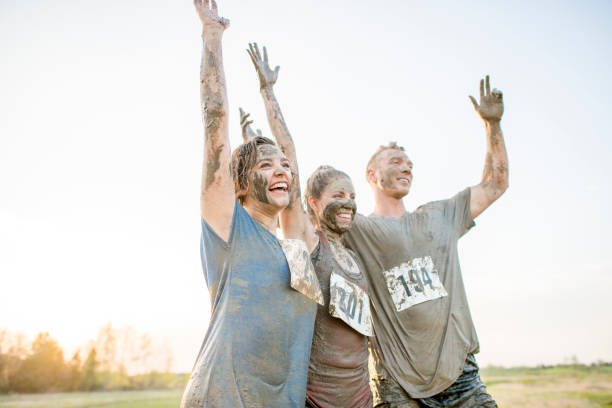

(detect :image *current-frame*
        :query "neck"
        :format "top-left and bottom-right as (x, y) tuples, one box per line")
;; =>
(318, 225), (343, 244)
(372, 189), (407, 218)
(244, 200), (280, 235)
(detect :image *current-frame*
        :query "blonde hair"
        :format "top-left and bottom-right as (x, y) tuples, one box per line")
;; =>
(365, 141), (405, 177)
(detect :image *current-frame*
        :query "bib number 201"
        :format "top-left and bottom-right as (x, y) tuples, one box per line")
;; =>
(383, 256), (447, 312)
(329, 272), (373, 336)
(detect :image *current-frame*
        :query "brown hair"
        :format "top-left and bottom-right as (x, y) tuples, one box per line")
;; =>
(304, 165), (350, 218)
(231, 136), (277, 205)
(365, 141), (405, 177)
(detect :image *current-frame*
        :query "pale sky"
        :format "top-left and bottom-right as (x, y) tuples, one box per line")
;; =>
(1, 0), (611, 372)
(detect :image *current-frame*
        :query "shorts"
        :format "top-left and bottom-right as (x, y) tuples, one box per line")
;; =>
(372, 354), (497, 408)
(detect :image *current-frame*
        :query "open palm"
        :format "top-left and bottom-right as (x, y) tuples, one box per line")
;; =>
(469, 75), (503, 121)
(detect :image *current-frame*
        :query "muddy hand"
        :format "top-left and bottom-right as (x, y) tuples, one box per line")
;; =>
(469, 75), (503, 122)
(194, 0), (229, 34)
(239, 107), (262, 142)
(247, 43), (280, 89)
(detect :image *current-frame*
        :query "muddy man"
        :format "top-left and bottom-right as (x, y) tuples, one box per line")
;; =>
(343, 76), (508, 407)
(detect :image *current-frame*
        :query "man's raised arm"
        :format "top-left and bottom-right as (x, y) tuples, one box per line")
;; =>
(246, 43), (316, 249)
(468, 75), (509, 219)
(195, 0), (234, 241)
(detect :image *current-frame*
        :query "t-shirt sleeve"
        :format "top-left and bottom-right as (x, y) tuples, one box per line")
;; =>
(200, 202), (240, 286)
(446, 187), (475, 238)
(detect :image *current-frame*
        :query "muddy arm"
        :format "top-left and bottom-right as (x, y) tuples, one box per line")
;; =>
(468, 75), (509, 219)
(246, 43), (317, 250)
(195, 0), (234, 241)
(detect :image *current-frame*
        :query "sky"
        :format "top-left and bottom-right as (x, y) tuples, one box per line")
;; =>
(1, 0), (611, 372)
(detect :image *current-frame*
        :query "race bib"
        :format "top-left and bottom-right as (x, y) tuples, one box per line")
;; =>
(383, 256), (447, 312)
(329, 271), (373, 336)
(279, 239), (324, 305)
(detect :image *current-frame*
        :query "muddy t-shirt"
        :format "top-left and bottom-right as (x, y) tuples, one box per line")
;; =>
(343, 188), (478, 398)
(306, 233), (372, 408)
(181, 203), (317, 408)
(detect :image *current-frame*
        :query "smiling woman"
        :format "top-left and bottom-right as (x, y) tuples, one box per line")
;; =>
(242, 36), (374, 406)
(179, 1), (321, 407)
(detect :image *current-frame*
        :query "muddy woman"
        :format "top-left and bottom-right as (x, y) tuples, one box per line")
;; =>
(180, 1), (324, 407)
(245, 43), (374, 407)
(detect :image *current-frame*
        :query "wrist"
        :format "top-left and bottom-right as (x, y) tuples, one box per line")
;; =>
(484, 118), (501, 130)
(260, 84), (274, 94)
(201, 29), (223, 42)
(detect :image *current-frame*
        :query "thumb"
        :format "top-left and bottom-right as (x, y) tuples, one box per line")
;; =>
(468, 95), (479, 110)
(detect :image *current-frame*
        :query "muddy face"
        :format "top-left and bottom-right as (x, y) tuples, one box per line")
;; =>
(315, 176), (356, 235)
(375, 149), (413, 199)
(246, 144), (292, 210)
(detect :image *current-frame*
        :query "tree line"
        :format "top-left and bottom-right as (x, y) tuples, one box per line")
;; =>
(0, 325), (186, 394)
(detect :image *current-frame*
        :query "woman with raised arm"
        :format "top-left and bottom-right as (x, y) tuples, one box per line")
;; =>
(246, 43), (373, 408)
(181, 2), (322, 407)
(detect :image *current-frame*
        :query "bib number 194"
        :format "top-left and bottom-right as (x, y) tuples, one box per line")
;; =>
(382, 256), (447, 312)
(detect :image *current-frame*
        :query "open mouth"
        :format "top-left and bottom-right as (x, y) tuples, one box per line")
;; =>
(336, 210), (353, 222)
(268, 181), (289, 194)
(397, 177), (411, 185)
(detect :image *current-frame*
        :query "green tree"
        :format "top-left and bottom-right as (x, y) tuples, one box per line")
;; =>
(66, 350), (82, 391)
(80, 348), (101, 391)
(12, 332), (66, 392)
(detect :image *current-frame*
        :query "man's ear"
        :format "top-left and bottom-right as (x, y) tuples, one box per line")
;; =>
(366, 169), (377, 184)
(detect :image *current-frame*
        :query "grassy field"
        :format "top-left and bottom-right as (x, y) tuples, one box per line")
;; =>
(0, 365), (610, 407)
(482, 365), (612, 408)
(0, 390), (182, 408)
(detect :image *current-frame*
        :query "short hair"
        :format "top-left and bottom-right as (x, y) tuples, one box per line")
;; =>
(365, 141), (405, 177)
(231, 136), (277, 205)
(304, 165), (350, 218)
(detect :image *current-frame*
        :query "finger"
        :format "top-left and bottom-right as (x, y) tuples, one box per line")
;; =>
(263, 46), (268, 64)
(274, 66), (280, 77)
(240, 113), (251, 123)
(485, 75), (490, 96)
(239, 107), (245, 117)
(479, 78), (484, 101)
(211, 0), (218, 12)
(193, 0), (201, 10)
(492, 88), (503, 99)
(203, 0), (209, 9)
(468, 95), (479, 110)
(248, 43), (258, 61)
(247, 48), (257, 67)
(254, 43), (262, 62)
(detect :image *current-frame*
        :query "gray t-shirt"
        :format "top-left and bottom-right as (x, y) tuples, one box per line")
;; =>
(343, 188), (478, 398)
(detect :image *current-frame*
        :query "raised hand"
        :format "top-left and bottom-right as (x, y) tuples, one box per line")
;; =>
(239, 107), (263, 142)
(193, 0), (229, 35)
(469, 75), (503, 122)
(247, 43), (280, 89)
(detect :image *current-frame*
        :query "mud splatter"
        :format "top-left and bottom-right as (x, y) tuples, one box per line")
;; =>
(205, 143), (224, 190)
(321, 199), (356, 234)
(252, 171), (270, 204)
